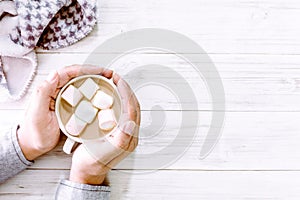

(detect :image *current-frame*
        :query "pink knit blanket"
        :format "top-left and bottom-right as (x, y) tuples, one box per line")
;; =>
(0, 0), (97, 102)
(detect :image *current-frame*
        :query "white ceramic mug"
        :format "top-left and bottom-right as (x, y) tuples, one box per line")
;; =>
(55, 75), (122, 154)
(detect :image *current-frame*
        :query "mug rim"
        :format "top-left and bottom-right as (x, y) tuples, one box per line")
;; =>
(55, 74), (122, 143)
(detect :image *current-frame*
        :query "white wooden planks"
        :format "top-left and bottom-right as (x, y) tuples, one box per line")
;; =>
(1, 0), (300, 199)
(2, 53), (300, 111)
(1, 170), (300, 200)
(0, 110), (299, 170)
(36, 0), (300, 54)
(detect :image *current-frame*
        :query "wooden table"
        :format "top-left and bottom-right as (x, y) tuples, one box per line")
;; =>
(1, 0), (300, 199)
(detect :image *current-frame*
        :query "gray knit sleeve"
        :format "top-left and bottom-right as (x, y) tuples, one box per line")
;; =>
(0, 126), (111, 199)
(0, 125), (33, 184)
(55, 180), (110, 200)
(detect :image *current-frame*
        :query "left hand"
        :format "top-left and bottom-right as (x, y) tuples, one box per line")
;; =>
(17, 65), (113, 160)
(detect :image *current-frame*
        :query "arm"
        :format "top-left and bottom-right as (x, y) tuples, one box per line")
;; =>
(1, 65), (115, 199)
(55, 180), (110, 200)
(0, 125), (33, 184)
(0, 67), (60, 183)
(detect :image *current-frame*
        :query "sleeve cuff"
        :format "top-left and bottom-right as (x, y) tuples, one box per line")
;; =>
(55, 180), (110, 200)
(11, 124), (34, 166)
(0, 125), (33, 183)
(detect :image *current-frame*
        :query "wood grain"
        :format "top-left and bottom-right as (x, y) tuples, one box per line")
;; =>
(0, 110), (299, 170)
(36, 0), (300, 55)
(1, 170), (300, 200)
(1, 0), (300, 198)
(2, 53), (300, 111)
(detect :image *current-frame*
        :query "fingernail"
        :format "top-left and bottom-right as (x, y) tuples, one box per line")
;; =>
(120, 120), (136, 135)
(46, 71), (58, 84)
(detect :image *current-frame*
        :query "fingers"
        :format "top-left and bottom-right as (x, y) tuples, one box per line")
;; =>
(57, 65), (113, 89)
(105, 150), (131, 169)
(112, 73), (141, 145)
(106, 120), (138, 154)
(105, 132), (139, 169)
(113, 74), (141, 125)
(83, 137), (124, 165)
(82, 125), (138, 166)
(50, 98), (56, 111)
(118, 120), (137, 136)
(82, 120), (137, 162)
(108, 122), (135, 147)
(112, 73), (121, 85)
(31, 71), (59, 114)
(113, 74), (135, 101)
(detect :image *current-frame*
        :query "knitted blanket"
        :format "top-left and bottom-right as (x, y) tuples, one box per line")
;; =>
(0, 0), (97, 102)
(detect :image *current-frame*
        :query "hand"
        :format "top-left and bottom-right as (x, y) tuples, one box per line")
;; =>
(17, 65), (113, 161)
(69, 73), (140, 185)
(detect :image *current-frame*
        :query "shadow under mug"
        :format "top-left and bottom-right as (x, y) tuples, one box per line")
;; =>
(55, 75), (122, 154)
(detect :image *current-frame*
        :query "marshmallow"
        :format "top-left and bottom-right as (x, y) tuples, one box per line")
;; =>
(98, 109), (117, 131)
(78, 78), (99, 100)
(92, 90), (113, 109)
(61, 85), (83, 107)
(65, 114), (87, 136)
(75, 100), (98, 124)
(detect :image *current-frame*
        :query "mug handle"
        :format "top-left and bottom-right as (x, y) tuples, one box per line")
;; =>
(63, 138), (76, 154)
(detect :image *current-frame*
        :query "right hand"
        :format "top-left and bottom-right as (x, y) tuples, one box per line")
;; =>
(69, 73), (140, 185)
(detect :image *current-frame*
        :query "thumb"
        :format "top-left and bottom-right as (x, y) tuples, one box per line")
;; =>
(32, 71), (59, 114)
(45, 70), (59, 97)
